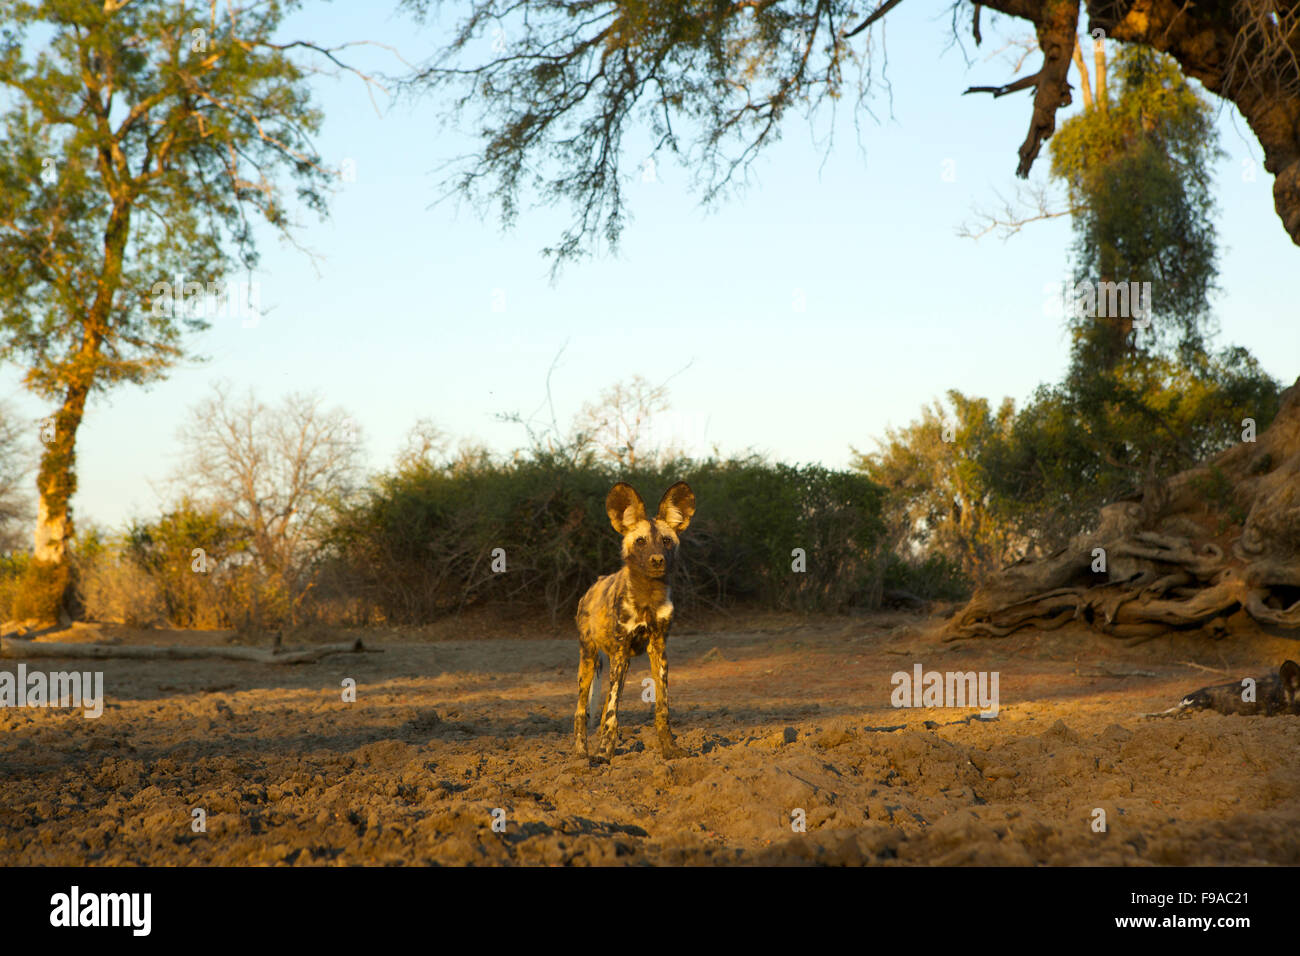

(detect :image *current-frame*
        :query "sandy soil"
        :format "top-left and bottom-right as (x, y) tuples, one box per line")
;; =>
(1, 609), (1297, 866)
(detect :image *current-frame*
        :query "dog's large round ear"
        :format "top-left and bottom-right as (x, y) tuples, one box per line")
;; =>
(657, 481), (695, 532)
(606, 483), (647, 534)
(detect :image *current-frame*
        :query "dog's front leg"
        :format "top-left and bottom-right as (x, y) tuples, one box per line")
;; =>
(573, 644), (598, 756)
(594, 648), (630, 762)
(647, 633), (686, 758)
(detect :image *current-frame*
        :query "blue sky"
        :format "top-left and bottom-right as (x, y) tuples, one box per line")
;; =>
(3, 1), (1296, 532)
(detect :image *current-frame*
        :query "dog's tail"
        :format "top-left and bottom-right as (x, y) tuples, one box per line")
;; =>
(587, 651), (606, 728)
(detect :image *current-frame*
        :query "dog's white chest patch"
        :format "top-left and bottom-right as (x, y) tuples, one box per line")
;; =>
(619, 592), (672, 635)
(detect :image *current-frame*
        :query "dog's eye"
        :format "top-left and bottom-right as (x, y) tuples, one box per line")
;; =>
(636, 536), (647, 546)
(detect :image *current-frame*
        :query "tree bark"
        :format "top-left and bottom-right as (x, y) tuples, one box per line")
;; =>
(947, 376), (1300, 639)
(33, 382), (89, 567)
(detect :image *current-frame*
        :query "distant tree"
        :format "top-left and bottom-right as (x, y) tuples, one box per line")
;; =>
(1050, 45), (1221, 373)
(173, 383), (366, 625)
(853, 391), (1020, 583)
(956, 36), (1283, 559)
(0, 402), (32, 554)
(396, 418), (452, 472)
(571, 374), (674, 469)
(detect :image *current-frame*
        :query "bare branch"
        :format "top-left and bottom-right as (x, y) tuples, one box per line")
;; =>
(843, 0), (905, 39)
(957, 180), (1071, 241)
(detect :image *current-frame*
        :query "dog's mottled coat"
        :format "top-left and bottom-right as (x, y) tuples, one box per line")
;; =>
(573, 481), (695, 761)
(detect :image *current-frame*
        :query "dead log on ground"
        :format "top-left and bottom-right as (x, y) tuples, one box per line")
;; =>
(0, 637), (372, 664)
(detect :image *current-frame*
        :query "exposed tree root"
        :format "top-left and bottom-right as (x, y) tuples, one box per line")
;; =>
(947, 376), (1300, 639)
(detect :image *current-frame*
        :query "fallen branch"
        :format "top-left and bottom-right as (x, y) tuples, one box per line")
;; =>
(1178, 660), (1230, 676)
(1076, 667), (1161, 678)
(1139, 703), (1187, 718)
(0, 637), (372, 664)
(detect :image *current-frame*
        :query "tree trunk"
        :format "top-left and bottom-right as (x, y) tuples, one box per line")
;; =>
(24, 182), (130, 623)
(947, 376), (1300, 639)
(1087, 0), (1300, 248)
(21, 380), (92, 625)
(34, 382), (90, 566)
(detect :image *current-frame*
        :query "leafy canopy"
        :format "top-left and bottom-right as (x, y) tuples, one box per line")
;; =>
(0, 0), (331, 400)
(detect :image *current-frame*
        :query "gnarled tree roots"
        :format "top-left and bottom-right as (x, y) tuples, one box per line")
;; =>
(947, 376), (1300, 640)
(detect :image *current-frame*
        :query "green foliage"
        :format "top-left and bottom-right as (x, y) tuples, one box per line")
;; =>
(6, 558), (67, 624)
(1189, 465), (1250, 532)
(72, 502), (256, 629)
(853, 390), (1020, 582)
(0, 548), (29, 620)
(882, 552), (971, 603)
(327, 452), (886, 623)
(122, 502), (252, 627)
(980, 351), (1280, 552)
(856, 354), (1281, 569)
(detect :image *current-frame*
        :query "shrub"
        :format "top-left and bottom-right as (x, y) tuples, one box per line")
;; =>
(6, 558), (69, 625)
(0, 550), (29, 622)
(76, 551), (167, 628)
(327, 453), (887, 623)
(882, 552), (972, 603)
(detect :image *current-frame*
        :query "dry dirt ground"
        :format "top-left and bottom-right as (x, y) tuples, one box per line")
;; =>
(1, 609), (1297, 866)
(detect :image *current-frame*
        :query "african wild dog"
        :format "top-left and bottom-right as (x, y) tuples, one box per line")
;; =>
(574, 481), (695, 762)
(1177, 660), (1300, 716)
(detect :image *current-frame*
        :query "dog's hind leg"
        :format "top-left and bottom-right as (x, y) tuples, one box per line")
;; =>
(587, 651), (605, 731)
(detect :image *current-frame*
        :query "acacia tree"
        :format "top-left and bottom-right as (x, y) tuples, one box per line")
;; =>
(403, 0), (1300, 257)
(0, 0), (354, 620)
(406, 0), (1300, 637)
